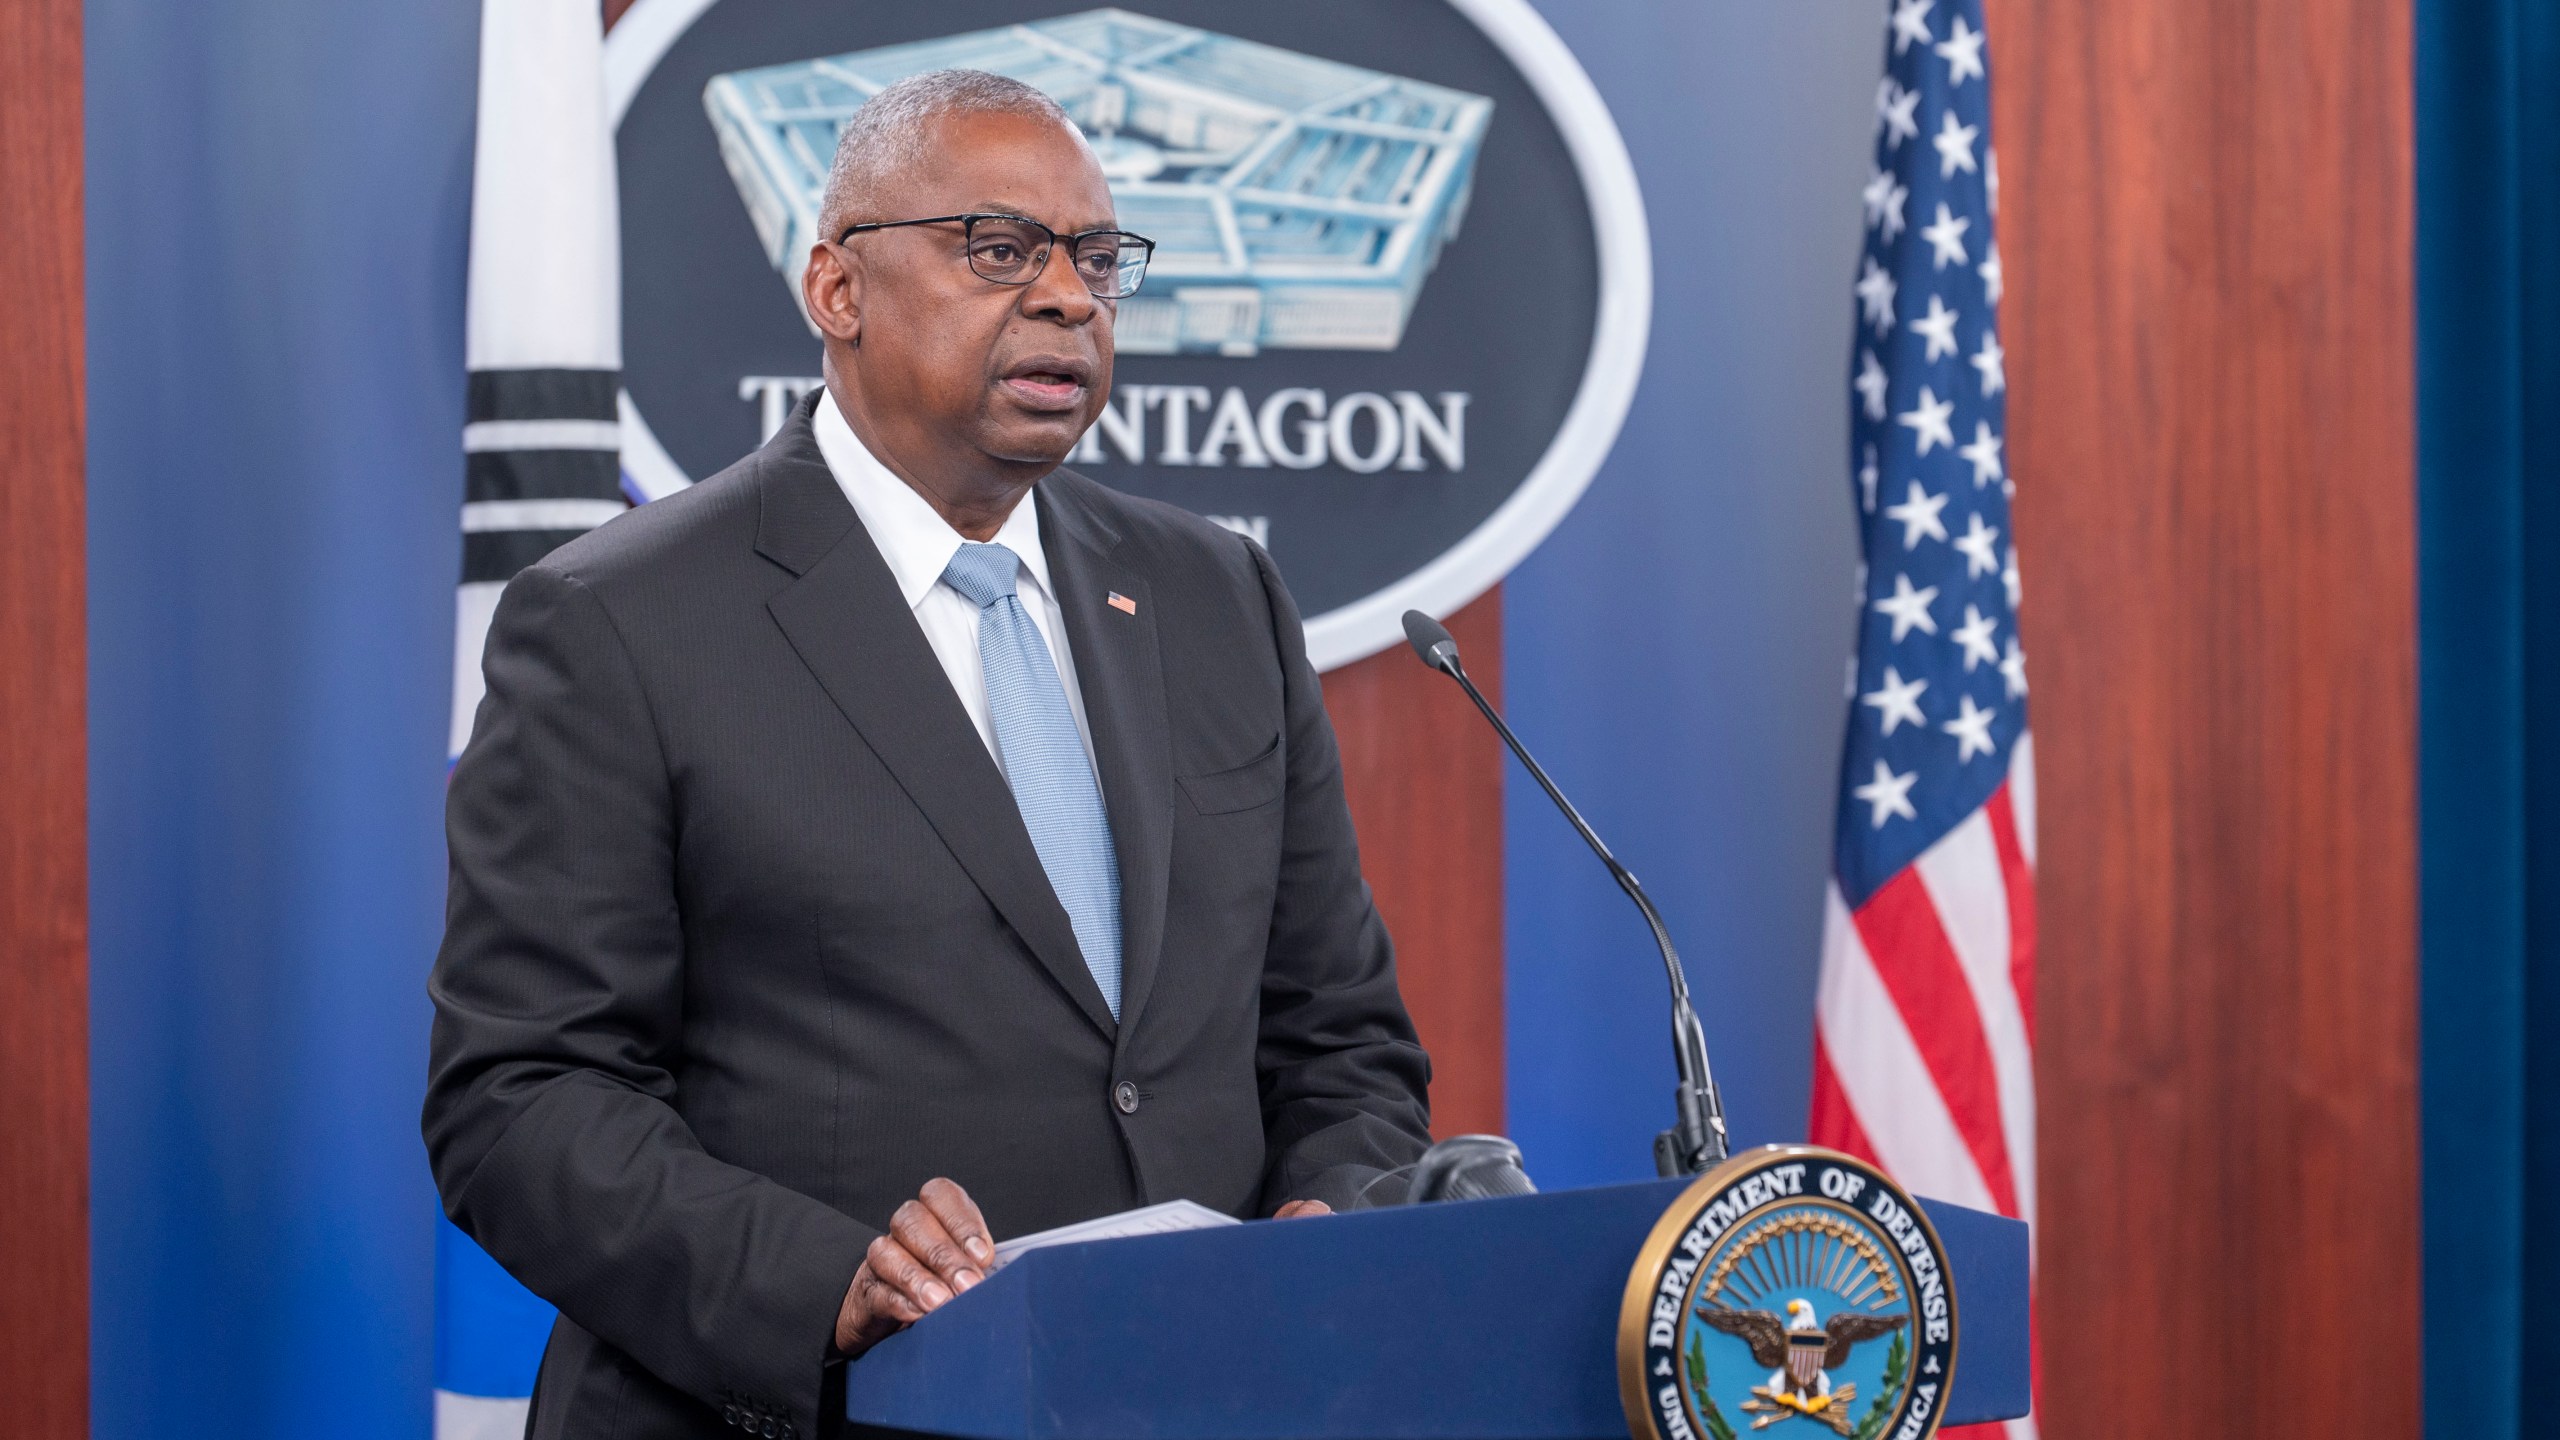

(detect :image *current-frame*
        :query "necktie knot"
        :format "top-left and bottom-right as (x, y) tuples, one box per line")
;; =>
(941, 542), (1022, 609)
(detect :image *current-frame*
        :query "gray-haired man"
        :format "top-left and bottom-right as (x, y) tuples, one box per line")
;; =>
(424, 69), (1433, 1440)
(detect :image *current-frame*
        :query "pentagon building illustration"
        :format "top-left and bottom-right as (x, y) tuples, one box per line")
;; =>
(702, 9), (1493, 355)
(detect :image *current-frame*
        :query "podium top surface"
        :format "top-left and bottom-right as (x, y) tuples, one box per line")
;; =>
(841, 1178), (2029, 1440)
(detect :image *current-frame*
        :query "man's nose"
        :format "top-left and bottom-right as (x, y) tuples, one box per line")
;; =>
(1018, 240), (1098, 322)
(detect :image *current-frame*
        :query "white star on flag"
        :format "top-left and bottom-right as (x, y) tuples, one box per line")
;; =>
(1953, 512), (2002, 577)
(1885, 480), (1951, 549)
(2003, 546), (2023, 608)
(1856, 350), (1890, 420)
(1942, 694), (1998, 761)
(1911, 295), (1961, 361)
(1934, 109), (1980, 177)
(1861, 666), (1930, 735)
(1952, 603), (2000, 669)
(1959, 420), (2005, 486)
(1971, 329), (2006, 396)
(1935, 14), (1986, 86)
(1898, 386), (1956, 454)
(1920, 203), (1971, 268)
(1877, 79), (1922, 149)
(2000, 638), (2029, 698)
(1857, 258), (1899, 333)
(1863, 170), (1911, 241)
(1860, 444), (1881, 513)
(1853, 759), (1921, 828)
(1889, 0), (1935, 55)
(1874, 573), (1941, 641)
(1978, 241), (2003, 304)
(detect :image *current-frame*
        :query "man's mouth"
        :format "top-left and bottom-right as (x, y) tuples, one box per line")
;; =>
(999, 357), (1092, 412)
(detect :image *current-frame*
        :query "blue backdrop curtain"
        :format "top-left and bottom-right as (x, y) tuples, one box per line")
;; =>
(1501, 0), (1876, 1189)
(2415, 2), (2560, 1438)
(84, 2), (476, 1436)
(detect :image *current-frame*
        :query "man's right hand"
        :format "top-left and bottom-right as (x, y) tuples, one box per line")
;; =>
(835, 1178), (995, 1355)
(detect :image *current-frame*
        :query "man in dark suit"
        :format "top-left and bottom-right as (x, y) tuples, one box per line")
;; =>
(423, 68), (1433, 1440)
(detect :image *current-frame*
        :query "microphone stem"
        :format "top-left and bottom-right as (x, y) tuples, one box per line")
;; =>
(1437, 659), (1729, 1174)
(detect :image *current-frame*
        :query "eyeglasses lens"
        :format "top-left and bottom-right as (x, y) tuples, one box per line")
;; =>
(964, 219), (1043, 283)
(965, 218), (1148, 298)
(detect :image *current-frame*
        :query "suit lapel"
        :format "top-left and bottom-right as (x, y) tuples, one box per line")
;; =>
(754, 410), (1117, 1039)
(1038, 475), (1174, 1040)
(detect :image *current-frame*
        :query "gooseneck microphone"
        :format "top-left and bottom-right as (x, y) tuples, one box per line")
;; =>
(1401, 610), (1731, 1176)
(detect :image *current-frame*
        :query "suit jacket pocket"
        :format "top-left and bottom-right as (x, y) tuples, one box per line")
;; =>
(1178, 734), (1284, 815)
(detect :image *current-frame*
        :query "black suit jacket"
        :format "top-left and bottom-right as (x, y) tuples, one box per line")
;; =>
(423, 398), (1433, 1440)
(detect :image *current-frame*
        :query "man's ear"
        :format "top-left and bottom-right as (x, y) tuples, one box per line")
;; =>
(801, 242), (862, 344)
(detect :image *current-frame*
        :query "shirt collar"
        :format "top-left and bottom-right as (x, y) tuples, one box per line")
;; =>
(813, 388), (1054, 612)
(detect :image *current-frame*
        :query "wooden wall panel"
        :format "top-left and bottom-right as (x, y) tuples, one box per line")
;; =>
(1983, 0), (2420, 1434)
(0, 0), (87, 1430)
(1325, 592), (1506, 1141)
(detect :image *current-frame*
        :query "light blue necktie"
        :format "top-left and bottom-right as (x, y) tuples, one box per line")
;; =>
(940, 542), (1123, 1018)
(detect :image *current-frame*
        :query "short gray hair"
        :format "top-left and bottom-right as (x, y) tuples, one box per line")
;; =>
(817, 70), (1079, 241)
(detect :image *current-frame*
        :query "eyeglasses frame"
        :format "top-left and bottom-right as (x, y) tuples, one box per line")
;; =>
(835, 213), (1157, 298)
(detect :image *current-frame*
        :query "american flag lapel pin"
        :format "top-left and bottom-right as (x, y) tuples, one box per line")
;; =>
(1107, 591), (1137, 616)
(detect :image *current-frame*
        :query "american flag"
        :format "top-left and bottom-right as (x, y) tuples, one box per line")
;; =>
(1810, 4), (2036, 1436)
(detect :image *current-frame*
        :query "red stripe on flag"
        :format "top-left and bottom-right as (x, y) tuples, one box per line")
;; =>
(1984, 783), (2038, 1049)
(1849, 868), (2022, 1217)
(1808, 1030), (1882, 1164)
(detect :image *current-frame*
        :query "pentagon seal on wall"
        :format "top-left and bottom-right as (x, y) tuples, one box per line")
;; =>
(1618, 1147), (1958, 1440)
(603, 0), (1648, 670)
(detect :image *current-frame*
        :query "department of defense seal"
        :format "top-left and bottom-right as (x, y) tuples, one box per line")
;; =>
(1618, 1147), (1957, 1440)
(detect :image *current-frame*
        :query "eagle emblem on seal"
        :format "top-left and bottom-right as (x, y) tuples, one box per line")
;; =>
(1699, 1298), (1907, 1433)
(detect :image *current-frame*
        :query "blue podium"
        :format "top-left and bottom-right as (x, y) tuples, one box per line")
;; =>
(843, 1178), (2029, 1439)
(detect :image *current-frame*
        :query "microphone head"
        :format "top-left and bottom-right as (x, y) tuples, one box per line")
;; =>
(1402, 609), (1460, 674)
(1407, 1134), (1536, 1204)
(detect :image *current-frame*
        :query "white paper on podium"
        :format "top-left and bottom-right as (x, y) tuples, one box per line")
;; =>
(990, 1200), (1239, 1268)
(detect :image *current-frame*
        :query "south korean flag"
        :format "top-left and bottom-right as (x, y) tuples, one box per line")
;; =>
(439, 9), (621, 1433)
(449, 0), (626, 763)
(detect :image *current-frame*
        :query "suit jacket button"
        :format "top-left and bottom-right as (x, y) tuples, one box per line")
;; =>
(1113, 1081), (1140, 1114)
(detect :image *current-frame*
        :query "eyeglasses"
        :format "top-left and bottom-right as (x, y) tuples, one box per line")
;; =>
(837, 213), (1156, 299)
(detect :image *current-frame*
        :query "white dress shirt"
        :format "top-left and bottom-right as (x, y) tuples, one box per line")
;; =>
(813, 390), (1096, 770)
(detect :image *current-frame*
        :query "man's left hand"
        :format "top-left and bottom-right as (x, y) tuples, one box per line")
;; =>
(1272, 1200), (1332, 1219)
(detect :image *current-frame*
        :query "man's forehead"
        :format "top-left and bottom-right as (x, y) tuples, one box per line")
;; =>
(893, 111), (1115, 227)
